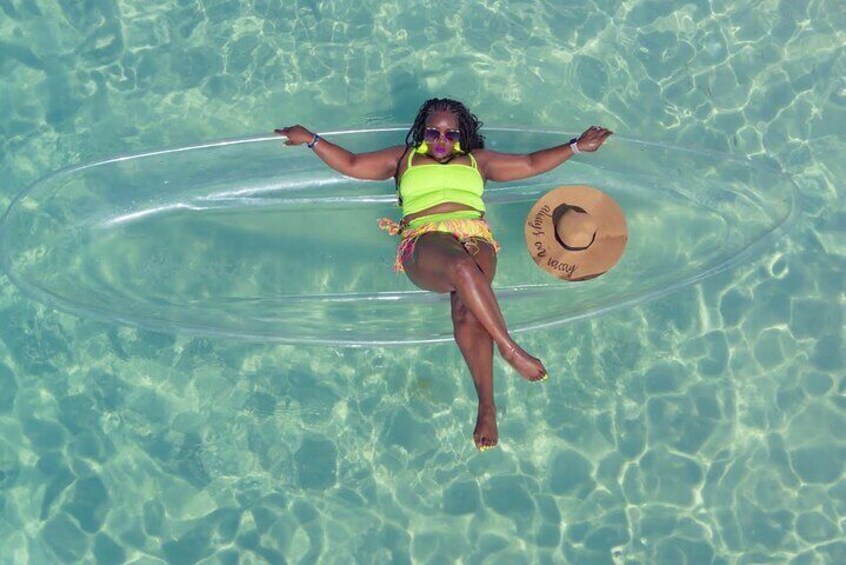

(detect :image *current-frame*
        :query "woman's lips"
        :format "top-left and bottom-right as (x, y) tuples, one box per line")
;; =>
(434, 146), (447, 154)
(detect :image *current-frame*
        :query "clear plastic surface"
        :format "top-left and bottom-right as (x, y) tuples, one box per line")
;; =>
(0, 128), (797, 345)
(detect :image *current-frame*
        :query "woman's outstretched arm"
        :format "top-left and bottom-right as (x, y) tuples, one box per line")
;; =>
(275, 125), (405, 181)
(476, 125), (613, 182)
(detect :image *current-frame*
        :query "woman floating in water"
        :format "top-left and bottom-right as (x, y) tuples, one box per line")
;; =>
(276, 98), (613, 452)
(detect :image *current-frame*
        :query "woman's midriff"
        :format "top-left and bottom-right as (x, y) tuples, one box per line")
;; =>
(402, 202), (481, 224)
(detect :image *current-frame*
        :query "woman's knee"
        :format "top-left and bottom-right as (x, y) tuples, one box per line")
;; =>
(448, 254), (483, 285)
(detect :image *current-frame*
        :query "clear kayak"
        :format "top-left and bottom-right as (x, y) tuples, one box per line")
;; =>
(0, 127), (796, 346)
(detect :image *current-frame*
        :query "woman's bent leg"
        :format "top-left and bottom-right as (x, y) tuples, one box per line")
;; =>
(403, 232), (547, 382)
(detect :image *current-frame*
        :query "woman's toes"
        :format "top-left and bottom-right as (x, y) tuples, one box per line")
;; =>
(476, 438), (497, 452)
(531, 370), (549, 382)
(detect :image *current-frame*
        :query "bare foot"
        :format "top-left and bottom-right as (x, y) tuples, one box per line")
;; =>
(500, 343), (547, 382)
(474, 404), (498, 451)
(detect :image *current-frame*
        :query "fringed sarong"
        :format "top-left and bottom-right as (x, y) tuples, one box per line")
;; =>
(378, 210), (501, 273)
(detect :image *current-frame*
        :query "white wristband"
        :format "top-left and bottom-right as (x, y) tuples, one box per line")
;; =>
(569, 138), (580, 154)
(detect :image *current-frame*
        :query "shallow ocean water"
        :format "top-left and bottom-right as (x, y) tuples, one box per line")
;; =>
(0, 0), (844, 563)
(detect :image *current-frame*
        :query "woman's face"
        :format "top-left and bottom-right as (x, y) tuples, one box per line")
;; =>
(424, 110), (460, 158)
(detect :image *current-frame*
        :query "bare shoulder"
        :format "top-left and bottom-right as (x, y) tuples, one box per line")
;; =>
(369, 144), (408, 167)
(468, 148), (493, 174)
(353, 144), (408, 164)
(471, 147), (495, 165)
(379, 145), (408, 158)
(471, 147), (521, 165)
(349, 144), (410, 181)
(381, 144), (411, 173)
(471, 148), (529, 180)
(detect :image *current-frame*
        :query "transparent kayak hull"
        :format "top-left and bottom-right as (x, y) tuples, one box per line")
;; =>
(1, 128), (796, 345)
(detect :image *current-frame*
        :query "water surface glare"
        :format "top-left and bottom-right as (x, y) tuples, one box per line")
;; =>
(0, 0), (843, 563)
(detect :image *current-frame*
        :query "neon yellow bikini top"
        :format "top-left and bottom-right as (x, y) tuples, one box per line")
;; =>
(398, 149), (485, 216)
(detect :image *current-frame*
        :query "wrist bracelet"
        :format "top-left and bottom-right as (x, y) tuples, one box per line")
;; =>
(569, 137), (580, 154)
(307, 134), (321, 149)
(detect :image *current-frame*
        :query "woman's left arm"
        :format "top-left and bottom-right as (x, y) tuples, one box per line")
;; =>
(478, 126), (613, 182)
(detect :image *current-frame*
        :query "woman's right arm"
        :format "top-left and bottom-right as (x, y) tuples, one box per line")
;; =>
(275, 125), (404, 181)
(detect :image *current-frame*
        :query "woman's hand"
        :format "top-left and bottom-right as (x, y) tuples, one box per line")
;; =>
(575, 125), (613, 152)
(274, 125), (314, 146)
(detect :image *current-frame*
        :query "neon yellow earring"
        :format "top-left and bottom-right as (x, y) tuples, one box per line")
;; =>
(416, 142), (429, 154)
(453, 141), (463, 153)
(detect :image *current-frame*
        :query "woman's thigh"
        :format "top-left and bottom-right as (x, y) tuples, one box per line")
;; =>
(402, 233), (498, 293)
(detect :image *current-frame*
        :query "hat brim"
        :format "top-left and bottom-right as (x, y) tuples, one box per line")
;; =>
(524, 185), (628, 281)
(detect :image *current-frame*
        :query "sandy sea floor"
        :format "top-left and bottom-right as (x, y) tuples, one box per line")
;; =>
(1, 1), (844, 563)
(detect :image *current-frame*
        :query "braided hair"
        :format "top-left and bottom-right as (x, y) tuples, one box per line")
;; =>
(404, 98), (485, 151)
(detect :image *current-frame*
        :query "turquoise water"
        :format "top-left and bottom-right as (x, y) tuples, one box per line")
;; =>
(1, 0), (843, 563)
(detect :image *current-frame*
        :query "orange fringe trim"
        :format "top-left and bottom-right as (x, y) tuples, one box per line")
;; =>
(378, 217), (501, 272)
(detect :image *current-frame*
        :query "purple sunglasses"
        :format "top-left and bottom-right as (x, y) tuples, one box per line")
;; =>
(423, 127), (461, 143)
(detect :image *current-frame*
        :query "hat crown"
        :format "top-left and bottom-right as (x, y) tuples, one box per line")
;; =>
(556, 208), (596, 250)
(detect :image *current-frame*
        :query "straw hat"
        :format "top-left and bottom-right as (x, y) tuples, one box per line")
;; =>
(524, 185), (627, 281)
